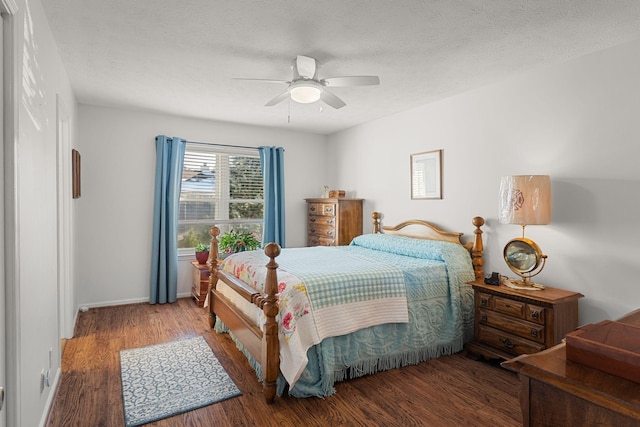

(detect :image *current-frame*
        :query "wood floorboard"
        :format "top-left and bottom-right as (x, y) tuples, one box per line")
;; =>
(45, 298), (522, 426)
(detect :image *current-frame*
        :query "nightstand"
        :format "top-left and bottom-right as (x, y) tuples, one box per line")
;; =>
(465, 280), (583, 360)
(191, 261), (210, 307)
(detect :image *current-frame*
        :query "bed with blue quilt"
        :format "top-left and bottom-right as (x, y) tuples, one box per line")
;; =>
(206, 212), (485, 402)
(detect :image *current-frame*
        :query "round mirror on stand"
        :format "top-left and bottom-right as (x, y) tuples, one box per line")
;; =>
(503, 237), (547, 287)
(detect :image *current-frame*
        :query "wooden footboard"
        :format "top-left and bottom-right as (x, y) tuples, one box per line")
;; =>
(207, 226), (280, 403)
(207, 214), (485, 403)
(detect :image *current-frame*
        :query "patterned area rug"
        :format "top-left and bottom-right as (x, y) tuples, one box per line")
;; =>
(119, 336), (241, 426)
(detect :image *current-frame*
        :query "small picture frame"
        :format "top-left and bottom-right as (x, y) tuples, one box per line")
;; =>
(72, 149), (81, 199)
(410, 149), (442, 199)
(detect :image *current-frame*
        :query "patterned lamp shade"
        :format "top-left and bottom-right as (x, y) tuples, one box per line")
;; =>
(499, 175), (551, 225)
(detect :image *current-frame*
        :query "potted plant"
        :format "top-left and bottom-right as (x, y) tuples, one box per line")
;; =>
(219, 230), (262, 257)
(194, 242), (210, 265)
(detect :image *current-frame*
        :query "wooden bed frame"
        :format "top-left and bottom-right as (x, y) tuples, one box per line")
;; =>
(206, 212), (485, 403)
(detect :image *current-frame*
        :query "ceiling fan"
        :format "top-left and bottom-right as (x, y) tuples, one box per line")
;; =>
(234, 55), (380, 109)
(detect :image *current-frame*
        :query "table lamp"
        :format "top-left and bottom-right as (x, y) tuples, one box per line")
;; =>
(499, 175), (551, 288)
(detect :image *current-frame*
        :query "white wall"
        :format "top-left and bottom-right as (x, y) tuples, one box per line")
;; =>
(7, 0), (77, 426)
(76, 105), (327, 306)
(328, 38), (640, 325)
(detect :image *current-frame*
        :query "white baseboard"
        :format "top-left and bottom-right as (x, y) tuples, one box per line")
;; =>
(38, 367), (61, 427)
(77, 292), (192, 310)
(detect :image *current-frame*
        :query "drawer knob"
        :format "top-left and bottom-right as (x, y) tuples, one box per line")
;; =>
(481, 313), (487, 322)
(504, 303), (511, 308)
(481, 298), (489, 306)
(310, 228), (316, 233)
(499, 338), (516, 349)
(310, 207), (316, 211)
(310, 218), (316, 223)
(530, 329), (538, 338)
(531, 311), (540, 320)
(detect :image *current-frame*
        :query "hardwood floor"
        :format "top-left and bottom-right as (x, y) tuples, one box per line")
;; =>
(45, 298), (522, 427)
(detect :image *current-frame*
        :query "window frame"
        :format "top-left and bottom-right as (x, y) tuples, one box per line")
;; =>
(177, 143), (263, 256)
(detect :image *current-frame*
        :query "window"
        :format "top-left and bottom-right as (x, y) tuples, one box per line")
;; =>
(178, 143), (263, 251)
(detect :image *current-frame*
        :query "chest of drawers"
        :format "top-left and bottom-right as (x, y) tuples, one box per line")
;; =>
(466, 280), (583, 360)
(305, 198), (363, 246)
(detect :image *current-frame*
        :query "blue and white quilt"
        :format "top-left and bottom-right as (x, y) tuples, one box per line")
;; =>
(217, 233), (475, 397)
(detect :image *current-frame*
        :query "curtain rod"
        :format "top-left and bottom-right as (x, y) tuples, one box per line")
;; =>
(185, 140), (257, 150)
(185, 140), (284, 151)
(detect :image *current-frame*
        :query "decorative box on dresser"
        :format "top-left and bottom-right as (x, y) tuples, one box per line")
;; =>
(305, 198), (363, 246)
(465, 280), (583, 360)
(191, 260), (210, 307)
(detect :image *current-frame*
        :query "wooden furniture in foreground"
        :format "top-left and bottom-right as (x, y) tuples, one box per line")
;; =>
(503, 309), (640, 426)
(305, 197), (363, 246)
(207, 212), (486, 403)
(191, 261), (210, 307)
(465, 281), (583, 360)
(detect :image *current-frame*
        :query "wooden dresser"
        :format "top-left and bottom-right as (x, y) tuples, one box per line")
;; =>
(305, 198), (363, 246)
(466, 280), (583, 360)
(503, 309), (640, 426)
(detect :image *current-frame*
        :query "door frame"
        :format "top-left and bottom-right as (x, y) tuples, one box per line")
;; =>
(56, 95), (74, 340)
(2, 1), (19, 427)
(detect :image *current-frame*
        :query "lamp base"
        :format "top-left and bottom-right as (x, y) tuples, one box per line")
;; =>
(503, 277), (546, 290)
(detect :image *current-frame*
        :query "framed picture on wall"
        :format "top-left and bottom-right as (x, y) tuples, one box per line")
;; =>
(410, 149), (442, 199)
(72, 149), (81, 199)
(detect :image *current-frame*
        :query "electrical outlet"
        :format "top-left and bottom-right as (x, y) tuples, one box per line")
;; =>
(40, 369), (45, 393)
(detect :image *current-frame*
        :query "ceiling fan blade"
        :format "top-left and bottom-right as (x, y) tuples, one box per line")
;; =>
(265, 90), (290, 107)
(233, 78), (290, 84)
(321, 76), (380, 87)
(296, 55), (317, 79)
(320, 88), (346, 109)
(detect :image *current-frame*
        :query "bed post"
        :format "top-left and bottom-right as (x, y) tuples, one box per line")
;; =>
(372, 211), (381, 233)
(471, 217), (484, 281)
(257, 242), (281, 403)
(208, 226), (220, 328)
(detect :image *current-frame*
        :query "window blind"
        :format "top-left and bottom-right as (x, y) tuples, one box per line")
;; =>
(178, 143), (263, 249)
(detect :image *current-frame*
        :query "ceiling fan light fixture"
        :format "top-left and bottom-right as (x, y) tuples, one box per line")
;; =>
(290, 83), (322, 104)
(237, 55), (377, 109)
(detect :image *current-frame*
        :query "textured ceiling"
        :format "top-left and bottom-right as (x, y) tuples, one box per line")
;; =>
(42, 1), (640, 135)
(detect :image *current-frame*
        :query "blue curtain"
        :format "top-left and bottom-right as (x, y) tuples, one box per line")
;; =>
(150, 135), (186, 304)
(259, 146), (286, 247)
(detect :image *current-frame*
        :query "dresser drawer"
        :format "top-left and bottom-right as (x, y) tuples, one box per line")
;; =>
(307, 203), (336, 217)
(477, 292), (493, 309)
(308, 223), (336, 238)
(526, 304), (546, 325)
(477, 324), (545, 356)
(478, 308), (545, 344)
(308, 215), (335, 227)
(494, 296), (526, 319)
(307, 236), (335, 246)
